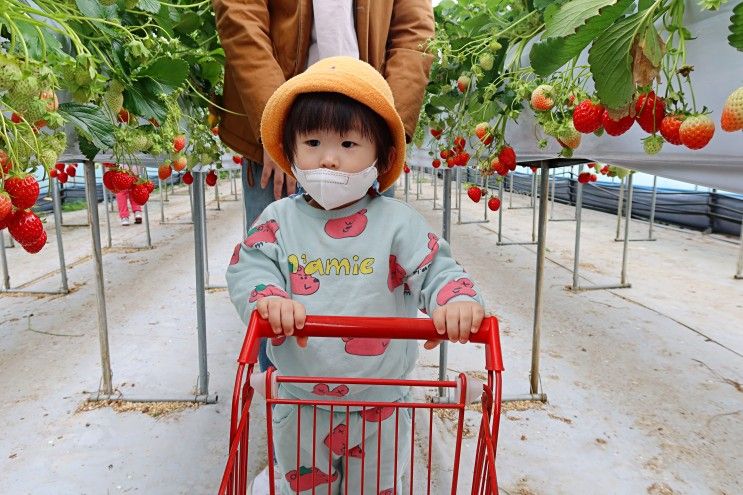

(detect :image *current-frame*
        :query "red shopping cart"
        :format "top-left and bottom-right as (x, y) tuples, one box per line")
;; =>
(219, 312), (503, 494)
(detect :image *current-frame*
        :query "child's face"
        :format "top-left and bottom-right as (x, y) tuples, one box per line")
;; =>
(293, 128), (378, 173)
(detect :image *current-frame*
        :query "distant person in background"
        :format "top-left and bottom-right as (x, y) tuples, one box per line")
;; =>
(116, 165), (142, 226)
(212, 0), (435, 228)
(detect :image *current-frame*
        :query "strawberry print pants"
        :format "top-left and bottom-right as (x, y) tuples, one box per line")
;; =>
(271, 400), (412, 494)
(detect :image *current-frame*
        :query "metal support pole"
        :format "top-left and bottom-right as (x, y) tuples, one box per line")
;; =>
(455, 167), (461, 211)
(232, 170), (238, 201)
(508, 174), (514, 208)
(415, 167), (421, 200)
(531, 171), (538, 243)
(159, 178), (165, 223)
(735, 220), (743, 280)
(549, 168), (556, 220)
(648, 175), (658, 240)
(202, 181), (211, 286)
(0, 230), (10, 289)
(433, 171), (438, 208)
(620, 173), (634, 286)
(143, 202), (152, 249)
(615, 178), (625, 241)
(165, 177), (169, 202)
(85, 161), (113, 396)
(215, 178), (221, 211)
(439, 168), (452, 396)
(571, 181), (584, 290)
(192, 171), (209, 396)
(100, 163), (112, 248)
(498, 180), (504, 244)
(530, 162), (549, 396)
(51, 178), (69, 292)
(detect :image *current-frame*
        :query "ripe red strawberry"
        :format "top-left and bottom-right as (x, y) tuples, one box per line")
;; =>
(172, 155), (187, 172)
(635, 91), (665, 133)
(117, 108), (131, 124)
(432, 159), (441, 169)
(446, 157), (456, 168)
(4, 175), (40, 210)
(498, 145), (516, 171)
(720, 86), (743, 132)
(11, 113), (22, 124)
(57, 171), (68, 184)
(578, 172), (591, 184)
(22, 229), (46, 253)
(601, 110), (634, 136)
(103, 170), (116, 191)
(440, 149), (452, 160)
(590, 174), (597, 182)
(158, 163), (173, 180)
(65, 165), (77, 177)
(487, 196), (501, 211)
(573, 100), (605, 133)
(454, 152), (470, 166)
(531, 85), (554, 111)
(54, 162), (65, 172)
(491, 158), (508, 176)
(130, 183), (150, 205)
(182, 171), (194, 185)
(144, 180), (155, 193)
(474, 122), (493, 145)
(0, 191), (11, 226)
(49, 169), (58, 179)
(173, 135), (186, 152)
(205, 170), (218, 187)
(454, 136), (466, 149)
(679, 114), (715, 150)
(211, 126), (219, 136)
(0, 150), (10, 175)
(430, 128), (443, 139)
(467, 186), (482, 203)
(8, 210), (44, 247)
(457, 75), (470, 93)
(403, 164), (411, 174)
(232, 155), (242, 165)
(110, 170), (135, 192)
(660, 115), (684, 145)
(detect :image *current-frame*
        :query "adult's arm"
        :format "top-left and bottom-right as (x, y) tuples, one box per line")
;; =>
(212, 0), (286, 135)
(384, 0), (435, 141)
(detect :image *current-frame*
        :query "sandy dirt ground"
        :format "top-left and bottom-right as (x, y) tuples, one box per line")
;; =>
(0, 169), (741, 495)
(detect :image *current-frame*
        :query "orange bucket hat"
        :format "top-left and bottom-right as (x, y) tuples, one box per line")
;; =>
(260, 56), (406, 193)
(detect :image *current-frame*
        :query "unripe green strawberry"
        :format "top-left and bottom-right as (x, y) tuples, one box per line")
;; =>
(0, 61), (22, 90)
(642, 135), (664, 155)
(489, 40), (502, 53)
(38, 148), (59, 169)
(15, 75), (40, 100)
(103, 85), (124, 116)
(24, 99), (48, 123)
(478, 52), (494, 71)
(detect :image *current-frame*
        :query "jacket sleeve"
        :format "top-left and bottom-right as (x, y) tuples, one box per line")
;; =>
(225, 212), (290, 326)
(384, 0), (435, 141)
(212, 0), (286, 136)
(392, 208), (484, 315)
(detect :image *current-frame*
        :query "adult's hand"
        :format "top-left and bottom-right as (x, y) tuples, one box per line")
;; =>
(261, 148), (297, 201)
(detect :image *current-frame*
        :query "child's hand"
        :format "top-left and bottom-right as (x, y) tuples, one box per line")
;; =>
(256, 297), (308, 348)
(425, 301), (485, 350)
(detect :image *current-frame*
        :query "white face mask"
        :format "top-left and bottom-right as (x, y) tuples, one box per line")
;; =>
(292, 162), (378, 210)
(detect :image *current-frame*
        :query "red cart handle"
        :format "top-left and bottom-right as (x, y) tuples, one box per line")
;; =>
(238, 311), (503, 371)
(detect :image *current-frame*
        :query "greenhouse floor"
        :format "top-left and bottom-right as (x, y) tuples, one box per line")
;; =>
(1, 173), (741, 494)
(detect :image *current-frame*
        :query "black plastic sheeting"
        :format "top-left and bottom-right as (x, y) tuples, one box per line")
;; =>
(465, 169), (743, 237)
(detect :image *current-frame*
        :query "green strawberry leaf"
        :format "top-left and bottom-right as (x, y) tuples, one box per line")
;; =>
(588, 11), (647, 109)
(529, 0), (633, 76)
(123, 80), (169, 121)
(137, 0), (161, 14)
(58, 103), (116, 151)
(140, 57), (189, 88)
(729, 2), (743, 52)
(543, 0), (628, 39)
(77, 133), (100, 161)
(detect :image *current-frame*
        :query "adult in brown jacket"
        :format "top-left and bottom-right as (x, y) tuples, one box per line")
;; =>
(212, 0), (435, 228)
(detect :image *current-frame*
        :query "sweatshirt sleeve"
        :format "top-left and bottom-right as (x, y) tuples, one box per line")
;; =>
(390, 207), (484, 315)
(225, 210), (289, 326)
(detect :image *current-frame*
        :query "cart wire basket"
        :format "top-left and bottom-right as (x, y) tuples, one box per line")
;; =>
(219, 312), (503, 494)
